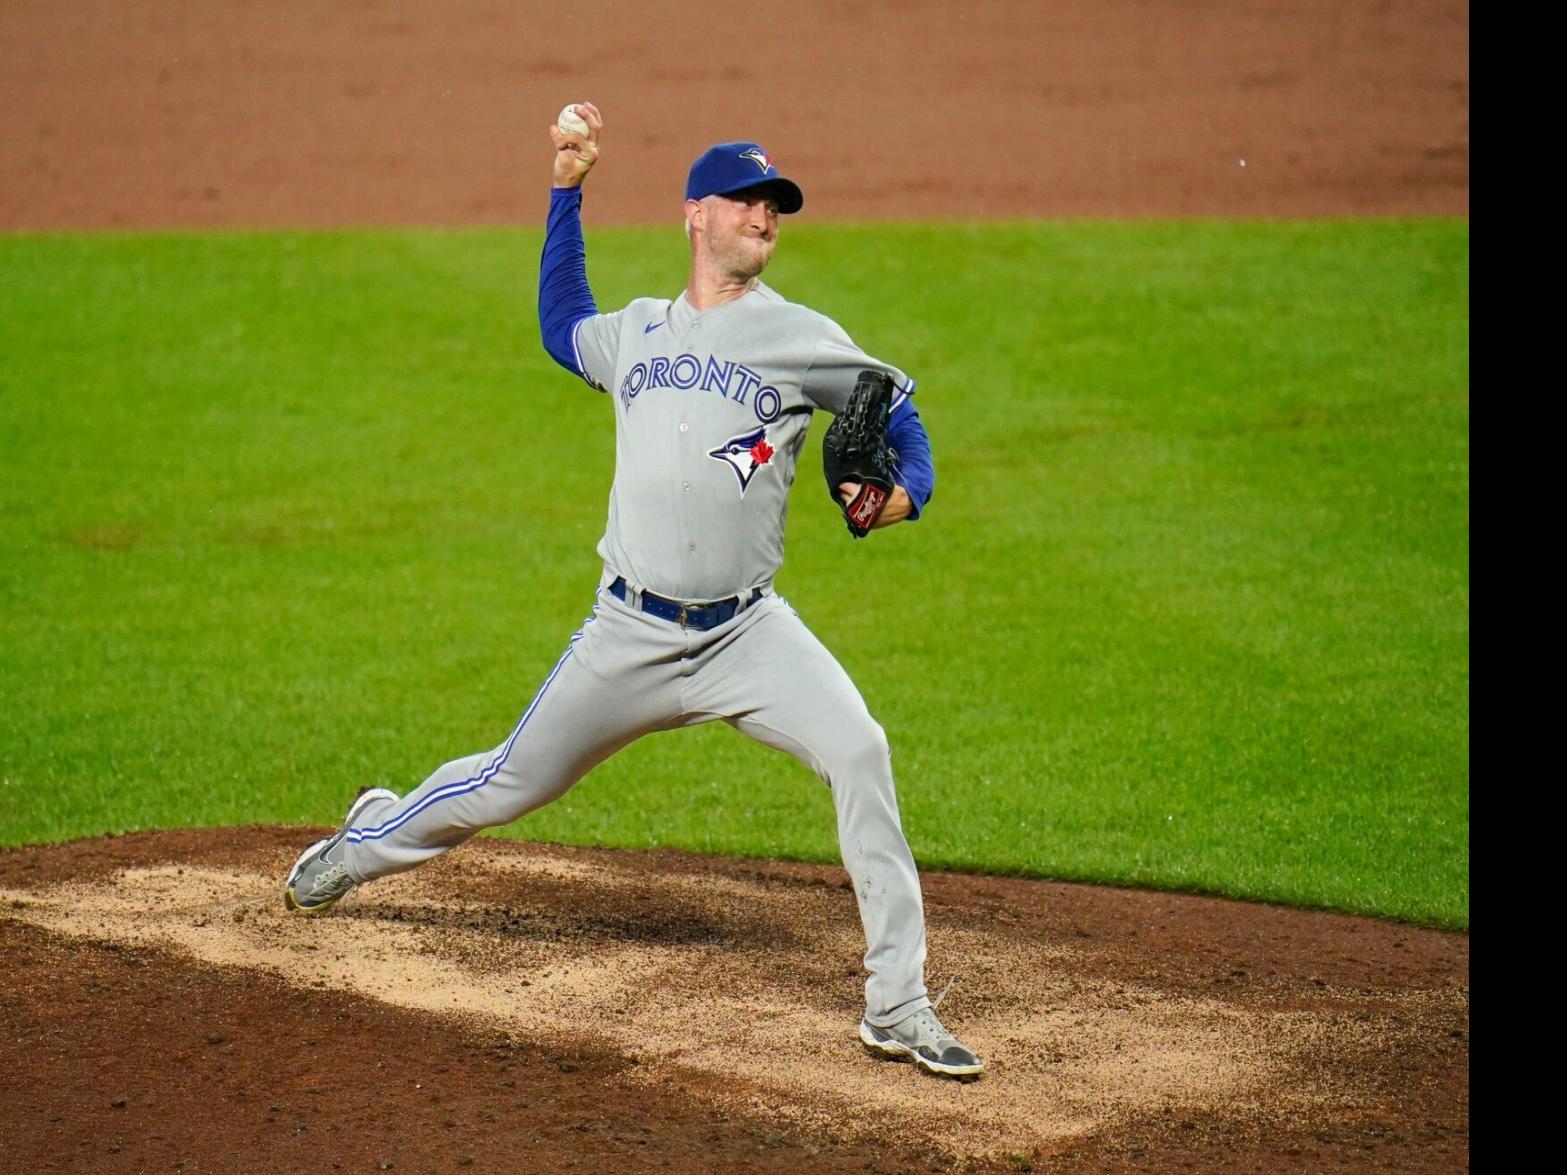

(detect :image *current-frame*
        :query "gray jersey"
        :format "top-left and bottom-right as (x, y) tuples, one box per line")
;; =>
(571, 281), (913, 601)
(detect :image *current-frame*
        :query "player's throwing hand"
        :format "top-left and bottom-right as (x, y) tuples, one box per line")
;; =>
(550, 101), (602, 188)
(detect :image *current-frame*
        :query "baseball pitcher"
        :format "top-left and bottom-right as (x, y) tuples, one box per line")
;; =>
(283, 102), (982, 1079)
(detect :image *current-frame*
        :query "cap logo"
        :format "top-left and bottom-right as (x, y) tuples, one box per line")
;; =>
(739, 147), (774, 174)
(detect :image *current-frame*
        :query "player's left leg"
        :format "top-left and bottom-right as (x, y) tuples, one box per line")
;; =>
(683, 595), (930, 1025)
(682, 596), (982, 1077)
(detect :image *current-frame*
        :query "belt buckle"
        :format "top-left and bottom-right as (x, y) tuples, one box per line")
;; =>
(677, 604), (689, 629)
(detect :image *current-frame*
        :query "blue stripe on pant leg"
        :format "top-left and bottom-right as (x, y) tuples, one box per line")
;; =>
(346, 614), (594, 845)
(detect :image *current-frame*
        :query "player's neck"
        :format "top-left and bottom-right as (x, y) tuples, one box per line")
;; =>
(685, 264), (759, 311)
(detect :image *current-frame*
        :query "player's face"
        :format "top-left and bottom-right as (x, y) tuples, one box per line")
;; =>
(700, 189), (779, 280)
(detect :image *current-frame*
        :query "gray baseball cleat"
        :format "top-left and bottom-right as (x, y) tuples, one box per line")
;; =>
(859, 1006), (985, 1080)
(283, 788), (399, 915)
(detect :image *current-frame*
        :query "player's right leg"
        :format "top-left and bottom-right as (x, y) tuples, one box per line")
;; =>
(284, 592), (680, 911)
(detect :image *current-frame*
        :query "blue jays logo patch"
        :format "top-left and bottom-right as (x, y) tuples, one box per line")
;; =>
(739, 147), (774, 175)
(708, 426), (775, 494)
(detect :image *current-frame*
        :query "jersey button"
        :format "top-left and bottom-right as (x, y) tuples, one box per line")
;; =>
(679, 422), (689, 433)
(683, 481), (691, 491)
(688, 541), (697, 552)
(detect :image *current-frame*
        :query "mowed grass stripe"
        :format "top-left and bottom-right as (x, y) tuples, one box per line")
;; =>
(0, 221), (1469, 927)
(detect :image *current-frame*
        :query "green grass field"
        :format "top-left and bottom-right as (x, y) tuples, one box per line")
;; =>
(0, 220), (1468, 927)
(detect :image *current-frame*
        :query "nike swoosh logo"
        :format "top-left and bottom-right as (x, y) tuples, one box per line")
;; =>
(644, 321), (665, 334)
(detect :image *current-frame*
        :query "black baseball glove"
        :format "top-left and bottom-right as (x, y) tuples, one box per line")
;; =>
(822, 369), (896, 539)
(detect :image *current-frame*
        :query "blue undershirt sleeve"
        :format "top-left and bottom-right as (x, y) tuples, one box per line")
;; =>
(887, 399), (935, 521)
(538, 186), (598, 376)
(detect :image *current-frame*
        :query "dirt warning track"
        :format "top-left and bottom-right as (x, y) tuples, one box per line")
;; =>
(3, 828), (1467, 1171)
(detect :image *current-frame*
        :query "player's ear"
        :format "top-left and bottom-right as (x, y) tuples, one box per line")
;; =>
(684, 198), (704, 232)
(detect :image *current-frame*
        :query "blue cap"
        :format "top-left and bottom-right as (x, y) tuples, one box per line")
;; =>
(685, 141), (804, 214)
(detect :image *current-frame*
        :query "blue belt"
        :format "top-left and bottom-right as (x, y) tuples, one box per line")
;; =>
(609, 577), (762, 631)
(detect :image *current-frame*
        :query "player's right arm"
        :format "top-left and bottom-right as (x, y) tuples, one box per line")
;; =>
(538, 102), (616, 387)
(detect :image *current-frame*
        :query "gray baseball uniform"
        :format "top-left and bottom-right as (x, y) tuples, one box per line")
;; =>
(337, 193), (935, 1028)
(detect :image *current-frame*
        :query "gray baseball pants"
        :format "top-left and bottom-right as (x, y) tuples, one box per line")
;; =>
(341, 583), (932, 1027)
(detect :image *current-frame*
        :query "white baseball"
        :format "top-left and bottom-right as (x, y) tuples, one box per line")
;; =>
(557, 104), (590, 139)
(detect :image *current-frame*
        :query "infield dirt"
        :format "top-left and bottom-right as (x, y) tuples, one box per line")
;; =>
(2, 829), (1466, 1172)
(2, 0), (1468, 228)
(2, 0), (1467, 1170)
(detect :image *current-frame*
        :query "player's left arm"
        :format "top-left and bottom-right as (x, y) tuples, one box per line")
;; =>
(806, 327), (935, 528)
(883, 398), (935, 523)
(836, 400), (933, 527)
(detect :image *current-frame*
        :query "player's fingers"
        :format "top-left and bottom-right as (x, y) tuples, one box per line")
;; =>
(550, 127), (595, 161)
(579, 101), (603, 128)
(837, 481), (859, 505)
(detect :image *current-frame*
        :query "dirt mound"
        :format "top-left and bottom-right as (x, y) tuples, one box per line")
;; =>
(1, 0), (1468, 229)
(2, 828), (1467, 1171)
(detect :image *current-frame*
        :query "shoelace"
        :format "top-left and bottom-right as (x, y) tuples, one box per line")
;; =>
(930, 974), (958, 1011)
(900, 1007), (956, 1050)
(312, 862), (354, 898)
(911, 977), (965, 1049)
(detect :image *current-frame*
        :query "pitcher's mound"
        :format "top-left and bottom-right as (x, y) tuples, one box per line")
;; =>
(2, 827), (1466, 1171)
